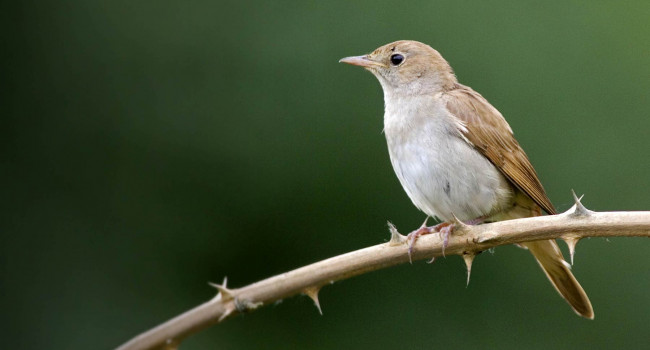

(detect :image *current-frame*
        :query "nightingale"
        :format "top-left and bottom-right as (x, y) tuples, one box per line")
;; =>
(340, 40), (593, 319)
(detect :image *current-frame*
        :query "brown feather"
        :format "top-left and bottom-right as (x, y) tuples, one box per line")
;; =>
(444, 83), (594, 317)
(444, 83), (557, 215)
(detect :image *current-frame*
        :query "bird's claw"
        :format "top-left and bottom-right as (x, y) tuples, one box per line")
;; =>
(406, 226), (432, 263)
(439, 223), (454, 257)
(406, 221), (454, 262)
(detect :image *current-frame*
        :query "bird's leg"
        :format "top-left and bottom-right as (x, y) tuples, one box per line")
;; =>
(438, 216), (488, 255)
(464, 217), (486, 225)
(406, 218), (452, 263)
(438, 223), (454, 256)
(408, 216), (488, 260)
(434, 222), (456, 256)
(406, 217), (431, 263)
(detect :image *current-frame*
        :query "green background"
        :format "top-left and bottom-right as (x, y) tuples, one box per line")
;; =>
(4, 1), (650, 349)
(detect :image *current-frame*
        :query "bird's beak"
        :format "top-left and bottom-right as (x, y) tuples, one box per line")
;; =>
(339, 55), (384, 68)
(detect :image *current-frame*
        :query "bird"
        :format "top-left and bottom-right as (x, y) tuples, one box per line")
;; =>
(340, 40), (593, 319)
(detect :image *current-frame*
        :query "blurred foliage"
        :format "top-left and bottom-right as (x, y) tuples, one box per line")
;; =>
(3, 1), (650, 349)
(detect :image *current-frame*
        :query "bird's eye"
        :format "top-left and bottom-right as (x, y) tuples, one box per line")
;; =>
(390, 54), (404, 66)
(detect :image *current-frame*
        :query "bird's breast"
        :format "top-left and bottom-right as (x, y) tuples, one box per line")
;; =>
(383, 94), (513, 222)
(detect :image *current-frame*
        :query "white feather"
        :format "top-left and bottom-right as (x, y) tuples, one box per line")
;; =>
(382, 91), (513, 222)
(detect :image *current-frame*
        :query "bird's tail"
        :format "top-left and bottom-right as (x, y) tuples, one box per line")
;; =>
(522, 240), (594, 319)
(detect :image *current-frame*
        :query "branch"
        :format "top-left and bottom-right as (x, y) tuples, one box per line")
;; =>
(116, 197), (650, 350)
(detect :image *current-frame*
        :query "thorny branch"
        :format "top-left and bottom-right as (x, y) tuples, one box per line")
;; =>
(116, 194), (650, 350)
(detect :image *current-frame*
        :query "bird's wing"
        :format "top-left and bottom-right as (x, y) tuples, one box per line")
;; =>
(443, 83), (557, 215)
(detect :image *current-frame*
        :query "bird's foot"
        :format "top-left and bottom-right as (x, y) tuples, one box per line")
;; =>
(438, 223), (454, 257)
(406, 221), (453, 263)
(439, 216), (487, 256)
(406, 215), (487, 261)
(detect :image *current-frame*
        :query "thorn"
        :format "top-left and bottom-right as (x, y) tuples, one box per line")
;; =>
(209, 277), (234, 301)
(450, 213), (470, 233)
(563, 237), (580, 265)
(387, 221), (406, 246)
(462, 252), (475, 287)
(218, 304), (236, 322)
(426, 257), (436, 264)
(476, 231), (497, 243)
(570, 190), (591, 216)
(303, 286), (323, 315)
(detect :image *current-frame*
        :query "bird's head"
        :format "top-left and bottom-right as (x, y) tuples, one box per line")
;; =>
(340, 40), (457, 96)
